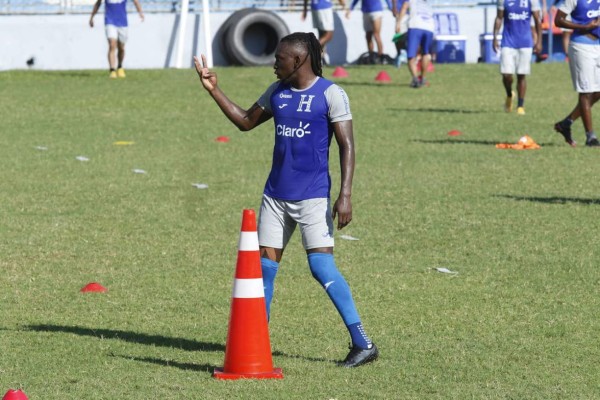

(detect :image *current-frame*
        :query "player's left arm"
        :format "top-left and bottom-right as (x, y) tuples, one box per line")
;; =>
(346, 0), (359, 18)
(89, 0), (102, 27)
(132, 0), (144, 22)
(540, 0), (547, 20)
(532, 9), (543, 54)
(397, 1), (409, 32)
(332, 120), (355, 230)
(302, 0), (308, 20)
(327, 84), (354, 230)
(493, 7), (504, 53)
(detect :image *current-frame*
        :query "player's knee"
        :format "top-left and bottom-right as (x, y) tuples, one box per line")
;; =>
(308, 253), (338, 285)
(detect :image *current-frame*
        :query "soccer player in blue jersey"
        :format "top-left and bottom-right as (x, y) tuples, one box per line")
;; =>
(493, 0), (542, 115)
(301, 0), (347, 64)
(193, 32), (378, 368)
(89, 0), (144, 78)
(346, 0), (393, 64)
(396, 0), (435, 88)
(553, 0), (600, 147)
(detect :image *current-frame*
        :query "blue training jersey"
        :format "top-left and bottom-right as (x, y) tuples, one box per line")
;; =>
(265, 78), (338, 201)
(499, 0), (538, 49)
(351, 0), (392, 13)
(105, 0), (128, 27)
(310, 0), (333, 10)
(562, 0), (600, 41)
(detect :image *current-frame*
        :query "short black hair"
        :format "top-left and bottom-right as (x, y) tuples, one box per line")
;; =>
(280, 32), (323, 77)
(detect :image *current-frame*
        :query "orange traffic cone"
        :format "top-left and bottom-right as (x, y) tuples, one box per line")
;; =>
(375, 70), (391, 82)
(2, 389), (28, 400)
(332, 66), (349, 78)
(213, 209), (283, 380)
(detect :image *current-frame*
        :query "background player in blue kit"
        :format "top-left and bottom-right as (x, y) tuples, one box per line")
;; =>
(553, 0), (600, 147)
(346, 0), (393, 64)
(396, 0), (435, 88)
(493, 0), (542, 115)
(89, 0), (144, 78)
(193, 32), (378, 368)
(302, 0), (347, 65)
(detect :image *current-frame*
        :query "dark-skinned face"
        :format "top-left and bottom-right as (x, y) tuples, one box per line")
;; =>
(273, 42), (305, 83)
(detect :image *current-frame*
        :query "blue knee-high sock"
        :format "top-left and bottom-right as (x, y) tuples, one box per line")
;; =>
(261, 257), (279, 320)
(307, 253), (372, 349)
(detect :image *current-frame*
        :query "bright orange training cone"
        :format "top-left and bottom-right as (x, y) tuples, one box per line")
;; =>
(332, 66), (349, 78)
(3, 389), (28, 400)
(213, 209), (283, 380)
(375, 70), (391, 82)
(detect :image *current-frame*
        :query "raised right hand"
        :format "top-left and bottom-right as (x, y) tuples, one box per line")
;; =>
(194, 54), (217, 92)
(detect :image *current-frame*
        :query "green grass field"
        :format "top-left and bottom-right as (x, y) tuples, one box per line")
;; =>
(1, 62), (600, 399)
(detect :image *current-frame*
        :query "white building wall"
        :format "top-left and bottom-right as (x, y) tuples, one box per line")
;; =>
(0, 6), (496, 71)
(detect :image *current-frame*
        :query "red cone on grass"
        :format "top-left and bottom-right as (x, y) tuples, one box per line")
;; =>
(213, 209), (283, 380)
(215, 136), (230, 143)
(447, 130), (462, 136)
(332, 66), (349, 78)
(80, 282), (107, 293)
(2, 389), (28, 400)
(375, 70), (391, 82)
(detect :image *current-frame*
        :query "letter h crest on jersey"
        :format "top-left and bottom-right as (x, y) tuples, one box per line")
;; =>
(297, 95), (315, 112)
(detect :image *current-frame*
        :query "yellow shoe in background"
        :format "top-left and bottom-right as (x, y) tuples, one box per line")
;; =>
(517, 107), (526, 115)
(117, 68), (126, 78)
(109, 70), (117, 79)
(504, 91), (515, 113)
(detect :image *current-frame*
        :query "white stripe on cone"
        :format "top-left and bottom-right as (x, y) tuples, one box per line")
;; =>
(238, 231), (259, 251)
(232, 278), (265, 298)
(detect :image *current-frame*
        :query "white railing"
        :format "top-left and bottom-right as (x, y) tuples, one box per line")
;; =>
(0, 0), (495, 15)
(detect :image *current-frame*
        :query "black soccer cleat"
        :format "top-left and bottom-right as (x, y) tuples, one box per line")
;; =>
(341, 343), (379, 368)
(554, 120), (576, 147)
(586, 137), (600, 147)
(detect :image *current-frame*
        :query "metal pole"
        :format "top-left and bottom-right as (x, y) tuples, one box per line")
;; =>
(202, 0), (213, 68)
(175, 0), (190, 68)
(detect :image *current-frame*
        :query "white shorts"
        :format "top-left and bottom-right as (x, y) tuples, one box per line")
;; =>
(258, 194), (334, 250)
(105, 24), (128, 43)
(500, 47), (532, 75)
(568, 41), (600, 93)
(311, 8), (334, 32)
(363, 11), (383, 32)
